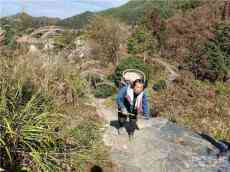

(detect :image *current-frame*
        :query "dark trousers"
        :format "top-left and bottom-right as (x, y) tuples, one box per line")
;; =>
(118, 111), (137, 135)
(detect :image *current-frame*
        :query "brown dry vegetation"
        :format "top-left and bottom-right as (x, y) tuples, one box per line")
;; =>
(155, 1), (225, 61)
(1, 1), (230, 170)
(0, 48), (111, 171)
(151, 70), (230, 140)
(1, 52), (85, 106)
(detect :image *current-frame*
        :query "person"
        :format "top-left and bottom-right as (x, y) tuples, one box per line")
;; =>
(116, 79), (149, 138)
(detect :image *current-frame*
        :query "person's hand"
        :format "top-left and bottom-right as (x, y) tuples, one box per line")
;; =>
(121, 108), (128, 115)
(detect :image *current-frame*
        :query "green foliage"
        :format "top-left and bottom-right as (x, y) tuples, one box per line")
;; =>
(94, 84), (115, 98)
(60, 0), (192, 29)
(101, 0), (175, 25)
(58, 11), (94, 29)
(216, 22), (230, 66)
(113, 56), (150, 85)
(67, 117), (107, 172)
(0, 21), (17, 48)
(215, 82), (230, 95)
(189, 22), (230, 81)
(152, 80), (167, 92)
(0, 78), (66, 171)
(53, 30), (78, 49)
(127, 26), (156, 55)
(175, 0), (202, 12)
(67, 73), (87, 98)
(70, 120), (99, 148)
(0, 12), (60, 31)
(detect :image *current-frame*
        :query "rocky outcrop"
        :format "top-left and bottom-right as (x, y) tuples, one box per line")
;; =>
(97, 99), (230, 172)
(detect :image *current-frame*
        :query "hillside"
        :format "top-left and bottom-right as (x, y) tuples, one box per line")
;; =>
(58, 0), (164, 28)
(0, 0), (230, 171)
(60, 0), (203, 28)
(100, 0), (154, 24)
(0, 0), (203, 30)
(0, 12), (60, 29)
(57, 11), (95, 29)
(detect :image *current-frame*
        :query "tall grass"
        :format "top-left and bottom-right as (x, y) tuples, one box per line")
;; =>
(0, 51), (86, 106)
(0, 51), (109, 171)
(0, 75), (66, 171)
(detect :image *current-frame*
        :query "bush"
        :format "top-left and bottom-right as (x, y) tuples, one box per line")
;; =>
(152, 80), (167, 92)
(176, 0), (202, 12)
(113, 56), (151, 86)
(127, 27), (156, 55)
(94, 84), (115, 98)
(1, 22), (17, 49)
(189, 22), (230, 81)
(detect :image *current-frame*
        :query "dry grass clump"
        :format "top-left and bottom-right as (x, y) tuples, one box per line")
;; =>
(0, 49), (110, 171)
(0, 51), (87, 106)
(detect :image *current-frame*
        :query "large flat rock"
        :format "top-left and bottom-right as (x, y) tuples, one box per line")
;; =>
(100, 107), (230, 172)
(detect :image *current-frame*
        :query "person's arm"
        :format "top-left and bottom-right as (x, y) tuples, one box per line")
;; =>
(116, 86), (127, 112)
(142, 91), (150, 118)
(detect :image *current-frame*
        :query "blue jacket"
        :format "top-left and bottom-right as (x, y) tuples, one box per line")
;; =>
(116, 85), (149, 117)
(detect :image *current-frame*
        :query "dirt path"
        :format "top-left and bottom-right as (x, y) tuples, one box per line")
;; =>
(96, 98), (230, 172)
(150, 58), (179, 83)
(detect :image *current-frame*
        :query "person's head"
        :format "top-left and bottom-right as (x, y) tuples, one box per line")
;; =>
(133, 79), (145, 94)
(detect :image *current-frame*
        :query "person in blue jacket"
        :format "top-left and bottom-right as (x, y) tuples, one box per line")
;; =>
(116, 79), (150, 137)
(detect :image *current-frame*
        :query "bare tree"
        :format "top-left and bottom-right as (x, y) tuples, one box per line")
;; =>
(87, 15), (128, 66)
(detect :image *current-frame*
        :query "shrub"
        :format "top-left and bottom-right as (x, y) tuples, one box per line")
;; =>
(127, 27), (156, 55)
(113, 56), (151, 86)
(189, 22), (230, 81)
(0, 23), (17, 49)
(152, 80), (167, 92)
(94, 84), (115, 98)
(176, 0), (202, 12)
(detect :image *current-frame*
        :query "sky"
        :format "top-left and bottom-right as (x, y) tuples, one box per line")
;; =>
(0, 0), (129, 19)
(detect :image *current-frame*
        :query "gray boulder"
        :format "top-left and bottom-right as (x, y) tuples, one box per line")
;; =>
(102, 113), (230, 172)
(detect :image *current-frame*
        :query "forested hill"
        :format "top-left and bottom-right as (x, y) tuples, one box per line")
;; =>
(59, 0), (202, 28)
(0, 0), (202, 30)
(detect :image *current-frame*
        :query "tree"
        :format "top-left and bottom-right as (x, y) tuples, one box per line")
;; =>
(189, 22), (230, 81)
(87, 15), (128, 65)
(127, 7), (168, 59)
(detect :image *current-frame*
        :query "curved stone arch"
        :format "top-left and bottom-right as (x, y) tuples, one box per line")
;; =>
(95, 81), (116, 89)
(80, 70), (107, 93)
(30, 26), (65, 39)
(80, 70), (105, 81)
(80, 60), (101, 70)
(150, 58), (179, 85)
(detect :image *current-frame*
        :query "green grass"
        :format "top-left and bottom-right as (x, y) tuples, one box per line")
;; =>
(0, 52), (110, 171)
(0, 78), (66, 171)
